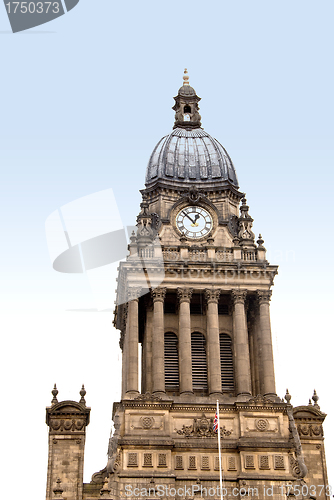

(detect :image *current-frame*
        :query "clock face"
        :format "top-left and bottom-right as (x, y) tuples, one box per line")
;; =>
(176, 206), (213, 239)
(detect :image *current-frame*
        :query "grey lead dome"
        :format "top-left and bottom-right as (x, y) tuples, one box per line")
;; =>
(145, 127), (239, 188)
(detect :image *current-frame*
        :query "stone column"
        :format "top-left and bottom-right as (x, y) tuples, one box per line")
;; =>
(151, 287), (167, 395)
(177, 288), (193, 394)
(205, 289), (222, 395)
(126, 287), (141, 395)
(257, 290), (276, 396)
(231, 290), (252, 396)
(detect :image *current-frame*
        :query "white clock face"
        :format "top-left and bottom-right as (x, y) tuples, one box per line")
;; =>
(176, 206), (213, 239)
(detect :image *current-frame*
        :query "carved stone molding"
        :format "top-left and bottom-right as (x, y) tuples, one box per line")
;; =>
(205, 289), (221, 304)
(289, 453), (303, 479)
(257, 290), (272, 304)
(255, 418), (269, 432)
(176, 413), (232, 438)
(231, 289), (247, 305)
(248, 394), (275, 406)
(46, 400), (90, 435)
(90, 466), (108, 485)
(49, 418), (86, 433)
(297, 423), (323, 438)
(181, 186), (206, 204)
(151, 287), (167, 303)
(177, 287), (193, 303)
(134, 392), (162, 402)
(140, 416), (155, 429)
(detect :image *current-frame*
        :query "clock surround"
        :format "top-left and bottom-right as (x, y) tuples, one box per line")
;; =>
(175, 205), (213, 240)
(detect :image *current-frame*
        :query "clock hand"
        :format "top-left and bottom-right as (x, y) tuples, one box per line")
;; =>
(182, 211), (196, 225)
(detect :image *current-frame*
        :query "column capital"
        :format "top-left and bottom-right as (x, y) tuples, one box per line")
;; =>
(177, 288), (193, 303)
(127, 287), (142, 302)
(205, 289), (221, 304)
(231, 289), (247, 305)
(257, 289), (272, 304)
(151, 287), (167, 303)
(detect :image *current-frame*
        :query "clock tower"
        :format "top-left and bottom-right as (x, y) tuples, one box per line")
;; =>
(45, 71), (329, 500)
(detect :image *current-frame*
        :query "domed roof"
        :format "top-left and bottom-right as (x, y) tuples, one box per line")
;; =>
(145, 127), (239, 188)
(178, 84), (196, 97)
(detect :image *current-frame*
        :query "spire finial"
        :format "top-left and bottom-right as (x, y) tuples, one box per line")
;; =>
(51, 383), (58, 405)
(312, 389), (320, 408)
(183, 68), (189, 86)
(79, 384), (86, 406)
(285, 388), (291, 404)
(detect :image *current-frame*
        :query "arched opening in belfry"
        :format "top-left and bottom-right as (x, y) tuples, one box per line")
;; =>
(164, 332), (179, 393)
(183, 105), (191, 121)
(220, 333), (234, 393)
(191, 331), (208, 393)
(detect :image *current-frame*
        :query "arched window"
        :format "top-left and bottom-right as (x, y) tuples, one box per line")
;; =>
(220, 333), (234, 392)
(164, 332), (179, 391)
(191, 332), (208, 392)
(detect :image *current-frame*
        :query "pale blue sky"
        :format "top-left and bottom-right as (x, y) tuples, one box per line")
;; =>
(0, 1), (333, 496)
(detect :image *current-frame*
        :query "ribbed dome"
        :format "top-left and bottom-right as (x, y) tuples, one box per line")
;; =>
(145, 128), (238, 188)
(178, 84), (196, 97)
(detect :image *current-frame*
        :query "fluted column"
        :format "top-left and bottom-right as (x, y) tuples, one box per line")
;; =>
(126, 287), (141, 395)
(231, 290), (252, 396)
(177, 288), (193, 394)
(257, 290), (276, 396)
(151, 287), (167, 394)
(205, 289), (222, 395)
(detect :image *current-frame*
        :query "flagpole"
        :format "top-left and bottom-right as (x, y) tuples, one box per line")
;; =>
(217, 400), (223, 500)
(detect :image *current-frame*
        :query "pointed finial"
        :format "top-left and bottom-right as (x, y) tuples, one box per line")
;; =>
(79, 384), (86, 405)
(183, 68), (189, 86)
(312, 389), (320, 408)
(51, 384), (58, 405)
(257, 234), (264, 247)
(308, 399), (312, 405)
(285, 389), (291, 404)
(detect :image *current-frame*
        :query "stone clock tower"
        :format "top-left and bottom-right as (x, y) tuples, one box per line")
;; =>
(45, 71), (329, 500)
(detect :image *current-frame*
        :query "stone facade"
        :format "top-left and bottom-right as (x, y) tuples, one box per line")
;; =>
(45, 73), (329, 500)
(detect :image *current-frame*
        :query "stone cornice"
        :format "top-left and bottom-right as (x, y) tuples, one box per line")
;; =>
(293, 405), (326, 420)
(141, 181), (244, 200)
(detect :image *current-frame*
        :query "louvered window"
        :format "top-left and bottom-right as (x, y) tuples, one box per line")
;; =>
(164, 332), (179, 390)
(191, 332), (208, 391)
(220, 333), (234, 392)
